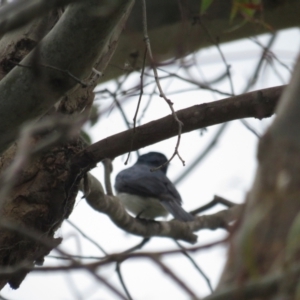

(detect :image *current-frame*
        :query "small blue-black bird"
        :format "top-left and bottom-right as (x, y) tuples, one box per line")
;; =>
(115, 152), (194, 222)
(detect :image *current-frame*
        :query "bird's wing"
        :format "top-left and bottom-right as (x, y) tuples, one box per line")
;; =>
(115, 164), (182, 205)
(115, 164), (194, 222)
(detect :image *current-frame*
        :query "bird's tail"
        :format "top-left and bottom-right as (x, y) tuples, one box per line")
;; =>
(161, 201), (194, 222)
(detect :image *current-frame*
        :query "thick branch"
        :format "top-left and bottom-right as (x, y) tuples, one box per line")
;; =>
(0, 0), (135, 154)
(72, 85), (284, 169)
(83, 174), (242, 243)
(0, 0), (82, 36)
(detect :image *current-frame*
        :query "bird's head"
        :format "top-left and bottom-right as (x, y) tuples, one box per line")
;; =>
(136, 152), (168, 174)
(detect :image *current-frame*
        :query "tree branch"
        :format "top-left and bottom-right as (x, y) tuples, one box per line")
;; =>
(72, 85), (284, 169)
(0, 0), (82, 36)
(0, 0), (135, 154)
(81, 173), (242, 243)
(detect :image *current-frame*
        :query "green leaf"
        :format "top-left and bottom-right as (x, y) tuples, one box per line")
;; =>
(200, 0), (214, 14)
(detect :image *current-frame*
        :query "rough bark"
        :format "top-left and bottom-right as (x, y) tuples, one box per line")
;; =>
(0, 0), (134, 290)
(0, 139), (84, 290)
(0, 10), (60, 80)
(0, 0), (134, 154)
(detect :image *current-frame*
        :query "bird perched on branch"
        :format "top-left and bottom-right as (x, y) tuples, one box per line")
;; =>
(115, 152), (194, 222)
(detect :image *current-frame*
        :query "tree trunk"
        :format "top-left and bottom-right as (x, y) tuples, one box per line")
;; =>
(0, 0), (134, 289)
(216, 56), (300, 299)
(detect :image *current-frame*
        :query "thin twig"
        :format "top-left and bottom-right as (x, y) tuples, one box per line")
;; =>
(244, 34), (277, 92)
(114, 237), (150, 298)
(0, 238), (228, 275)
(155, 69), (233, 97)
(191, 195), (236, 215)
(48, 255), (105, 260)
(0, 220), (127, 299)
(15, 62), (88, 87)
(136, 84), (156, 126)
(267, 58), (286, 84)
(239, 34), (277, 137)
(151, 257), (198, 299)
(116, 263), (133, 300)
(198, 19), (235, 96)
(240, 119), (261, 138)
(124, 47), (148, 164)
(65, 273), (83, 300)
(91, 272), (128, 300)
(111, 93), (132, 129)
(174, 123), (228, 185)
(122, 238), (150, 254)
(175, 240), (213, 293)
(133, 47), (148, 130)
(66, 220), (107, 255)
(249, 36), (292, 74)
(141, 0), (184, 166)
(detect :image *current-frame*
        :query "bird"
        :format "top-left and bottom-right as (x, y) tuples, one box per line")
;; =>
(115, 152), (194, 222)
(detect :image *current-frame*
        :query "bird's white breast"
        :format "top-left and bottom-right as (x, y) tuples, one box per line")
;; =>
(117, 193), (169, 219)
